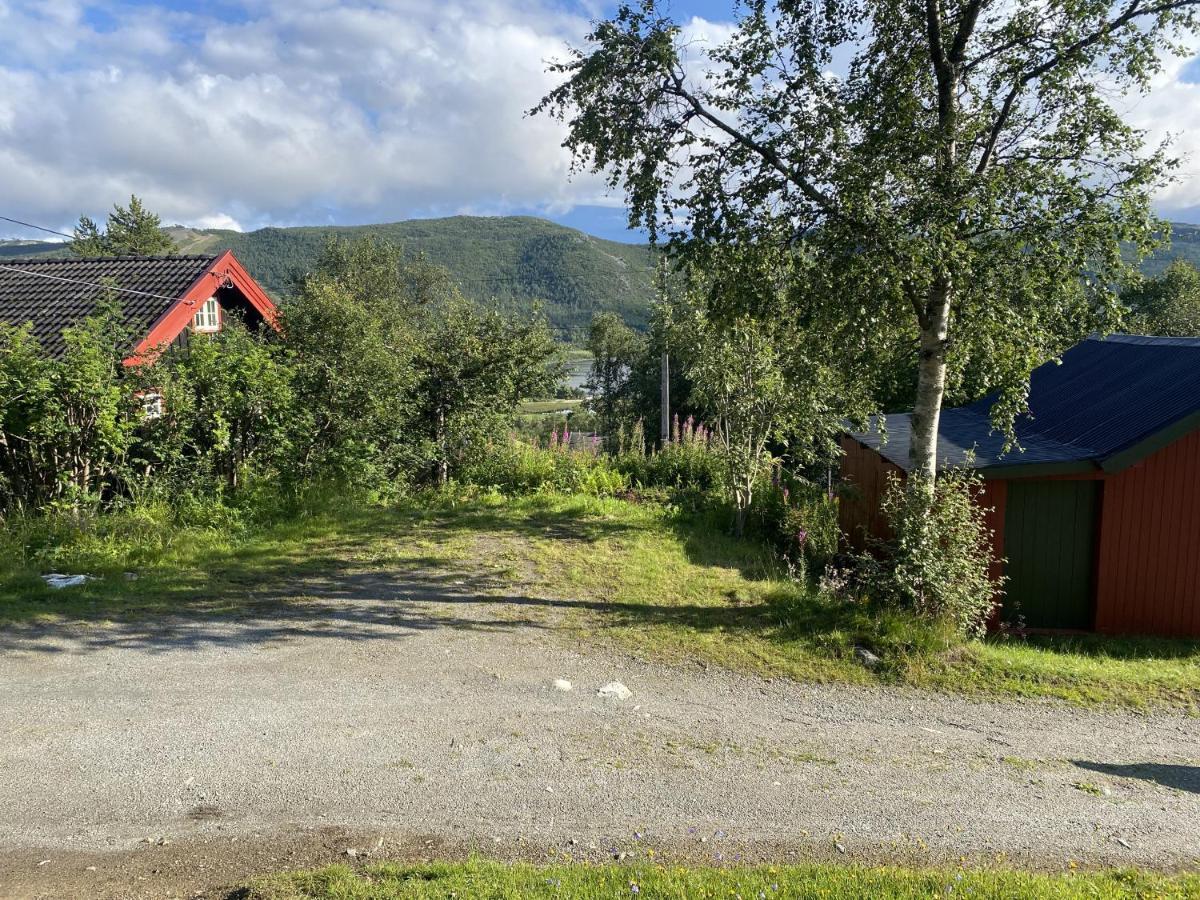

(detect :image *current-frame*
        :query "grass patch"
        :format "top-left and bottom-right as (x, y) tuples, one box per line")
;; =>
(246, 860), (1200, 899)
(520, 399), (585, 414)
(1001, 756), (1043, 771)
(0, 497), (473, 626)
(2, 491), (1197, 709)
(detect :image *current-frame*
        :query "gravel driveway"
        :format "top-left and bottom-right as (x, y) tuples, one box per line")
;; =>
(1, 567), (1198, 897)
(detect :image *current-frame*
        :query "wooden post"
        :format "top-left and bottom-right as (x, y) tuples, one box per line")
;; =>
(660, 350), (670, 445)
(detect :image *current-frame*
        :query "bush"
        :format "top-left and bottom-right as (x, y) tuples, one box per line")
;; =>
(750, 468), (839, 578)
(458, 438), (629, 497)
(858, 470), (1000, 637)
(612, 416), (724, 496)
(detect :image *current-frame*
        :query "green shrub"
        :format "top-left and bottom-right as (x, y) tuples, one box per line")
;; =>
(858, 470), (1000, 637)
(458, 438), (629, 497)
(612, 416), (723, 496)
(751, 469), (839, 578)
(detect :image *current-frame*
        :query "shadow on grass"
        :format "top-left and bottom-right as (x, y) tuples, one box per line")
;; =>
(6, 496), (1195, 674)
(1072, 760), (1200, 794)
(0, 493), (895, 667)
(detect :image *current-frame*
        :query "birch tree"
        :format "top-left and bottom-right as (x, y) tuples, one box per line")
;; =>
(534, 0), (1198, 488)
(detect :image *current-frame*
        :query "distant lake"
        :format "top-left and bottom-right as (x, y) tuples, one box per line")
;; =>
(564, 356), (592, 392)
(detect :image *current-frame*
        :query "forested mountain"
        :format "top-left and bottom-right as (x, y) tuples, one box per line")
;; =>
(4, 216), (1199, 339)
(3, 216), (655, 341)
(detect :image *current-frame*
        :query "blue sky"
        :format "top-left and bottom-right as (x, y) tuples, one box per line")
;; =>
(0, 0), (1197, 244)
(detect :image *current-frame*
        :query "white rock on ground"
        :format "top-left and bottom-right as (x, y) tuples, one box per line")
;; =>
(597, 681), (631, 701)
(553, 679), (572, 692)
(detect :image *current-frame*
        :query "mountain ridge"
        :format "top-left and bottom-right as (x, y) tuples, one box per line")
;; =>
(4, 216), (1199, 340)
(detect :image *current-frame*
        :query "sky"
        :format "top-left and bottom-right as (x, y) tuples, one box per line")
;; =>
(0, 0), (1197, 245)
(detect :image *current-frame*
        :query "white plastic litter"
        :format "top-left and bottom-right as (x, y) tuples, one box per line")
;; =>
(41, 574), (96, 589)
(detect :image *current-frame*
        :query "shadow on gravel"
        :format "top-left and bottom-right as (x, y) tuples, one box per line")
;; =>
(1072, 760), (1200, 794)
(0, 564), (552, 656)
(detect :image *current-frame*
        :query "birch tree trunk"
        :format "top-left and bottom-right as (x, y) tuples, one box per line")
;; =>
(908, 277), (952, 484)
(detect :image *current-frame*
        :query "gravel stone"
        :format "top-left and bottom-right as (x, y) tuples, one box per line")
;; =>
(597, 681), (632, 701)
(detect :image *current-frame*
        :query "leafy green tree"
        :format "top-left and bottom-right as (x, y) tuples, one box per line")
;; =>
(586, 312), (644, 451)
(0, 300), (139, 510)
(144, 323), (294, 492)
(71, 195), (177, 257)
(279, 239), (422, 487)
(415, 298), (561, 484)
(1123, 260), (1200, 337)
(668, 246), (874, 534)
(535, 0), (1197, 486)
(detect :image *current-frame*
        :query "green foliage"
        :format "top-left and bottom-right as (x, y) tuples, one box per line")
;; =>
(279, 238), (425, 488)
(535, 0), (1196, 477)
(859, 471), (1000, 637)
(585, 311), (643, 450)
(458, 439), (629, 497)
(1122, 260), (1200, 337)
(0, 300), (141, 511)
(750, 469), (840, 579)
(612, 415), (723, 499)
(2, 235), (565, 517)
(247, 859), (1200, 900)
(415, 297), (562, 483)
(70, 195), (176, 257)
(663, 248), (874, 533)
(142, 322), (295, 492)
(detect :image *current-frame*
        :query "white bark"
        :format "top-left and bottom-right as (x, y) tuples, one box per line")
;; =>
(909, 278), (952, 483)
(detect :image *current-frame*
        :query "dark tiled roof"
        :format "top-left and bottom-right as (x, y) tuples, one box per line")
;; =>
(850, 335), (1200, 474)
(0, 255), (217, 357)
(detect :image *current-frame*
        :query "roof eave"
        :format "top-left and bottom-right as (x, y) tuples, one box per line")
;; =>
(1100, 408), (1200, 473)
(124, 251), (278, 366)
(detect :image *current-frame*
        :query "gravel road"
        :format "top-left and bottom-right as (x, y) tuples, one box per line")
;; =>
(1, 568), (1198, 897)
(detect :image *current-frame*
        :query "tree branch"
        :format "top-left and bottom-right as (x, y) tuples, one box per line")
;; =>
(975, 0), (1200, 174)
(663, 69), (838, 217)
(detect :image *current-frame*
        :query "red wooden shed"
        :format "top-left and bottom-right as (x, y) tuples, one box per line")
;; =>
(840, 335), (1200, 638)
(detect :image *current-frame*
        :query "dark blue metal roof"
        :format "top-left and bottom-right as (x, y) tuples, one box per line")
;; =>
(850, 335), (1200, 474)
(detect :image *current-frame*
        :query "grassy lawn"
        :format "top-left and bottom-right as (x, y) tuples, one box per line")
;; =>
(2, 492), (1197, 709)
(247, 861), (1200, 899)
(520, 398), (585, 414)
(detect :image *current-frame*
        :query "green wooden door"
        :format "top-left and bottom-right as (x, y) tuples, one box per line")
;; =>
(1003, 480), (1098, 630)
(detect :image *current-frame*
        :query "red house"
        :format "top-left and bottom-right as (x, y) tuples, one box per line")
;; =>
(0, 252), (277, 364)
(840, 335), (1200, 638)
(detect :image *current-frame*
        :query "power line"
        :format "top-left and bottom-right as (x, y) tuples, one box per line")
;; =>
(0, 264), (186, 303)
(0, 215), (75, 241)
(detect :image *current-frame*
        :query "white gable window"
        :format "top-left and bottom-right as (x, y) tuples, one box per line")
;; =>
(192, 297), (221, 333)
(140, 392), (164, 419)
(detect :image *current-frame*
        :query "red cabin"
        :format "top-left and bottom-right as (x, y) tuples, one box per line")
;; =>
(841, 335), (1200, 638)
(0, 251), (277, 364)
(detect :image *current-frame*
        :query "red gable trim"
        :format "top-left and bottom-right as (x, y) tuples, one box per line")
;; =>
(124, 251), (278, 366)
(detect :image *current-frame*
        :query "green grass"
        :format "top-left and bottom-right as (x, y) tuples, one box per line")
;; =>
(0, 497), (472, 625)
(2, 492), (1197, 709)
(246, 860), (1200, 899)
(520, 399), (584, 414)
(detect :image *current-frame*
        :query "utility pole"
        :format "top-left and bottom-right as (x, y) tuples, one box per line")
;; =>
(660, 349), (670, 445)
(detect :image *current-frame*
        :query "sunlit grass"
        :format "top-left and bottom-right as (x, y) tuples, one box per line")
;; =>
(246, 860), (1200, 899)
(2, 490), (1197, 709)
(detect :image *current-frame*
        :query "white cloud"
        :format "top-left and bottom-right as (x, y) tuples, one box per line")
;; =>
(0, 0), (619, 234)
(0, 0), (1196, 239)
(1121, 44), (1200, 222)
